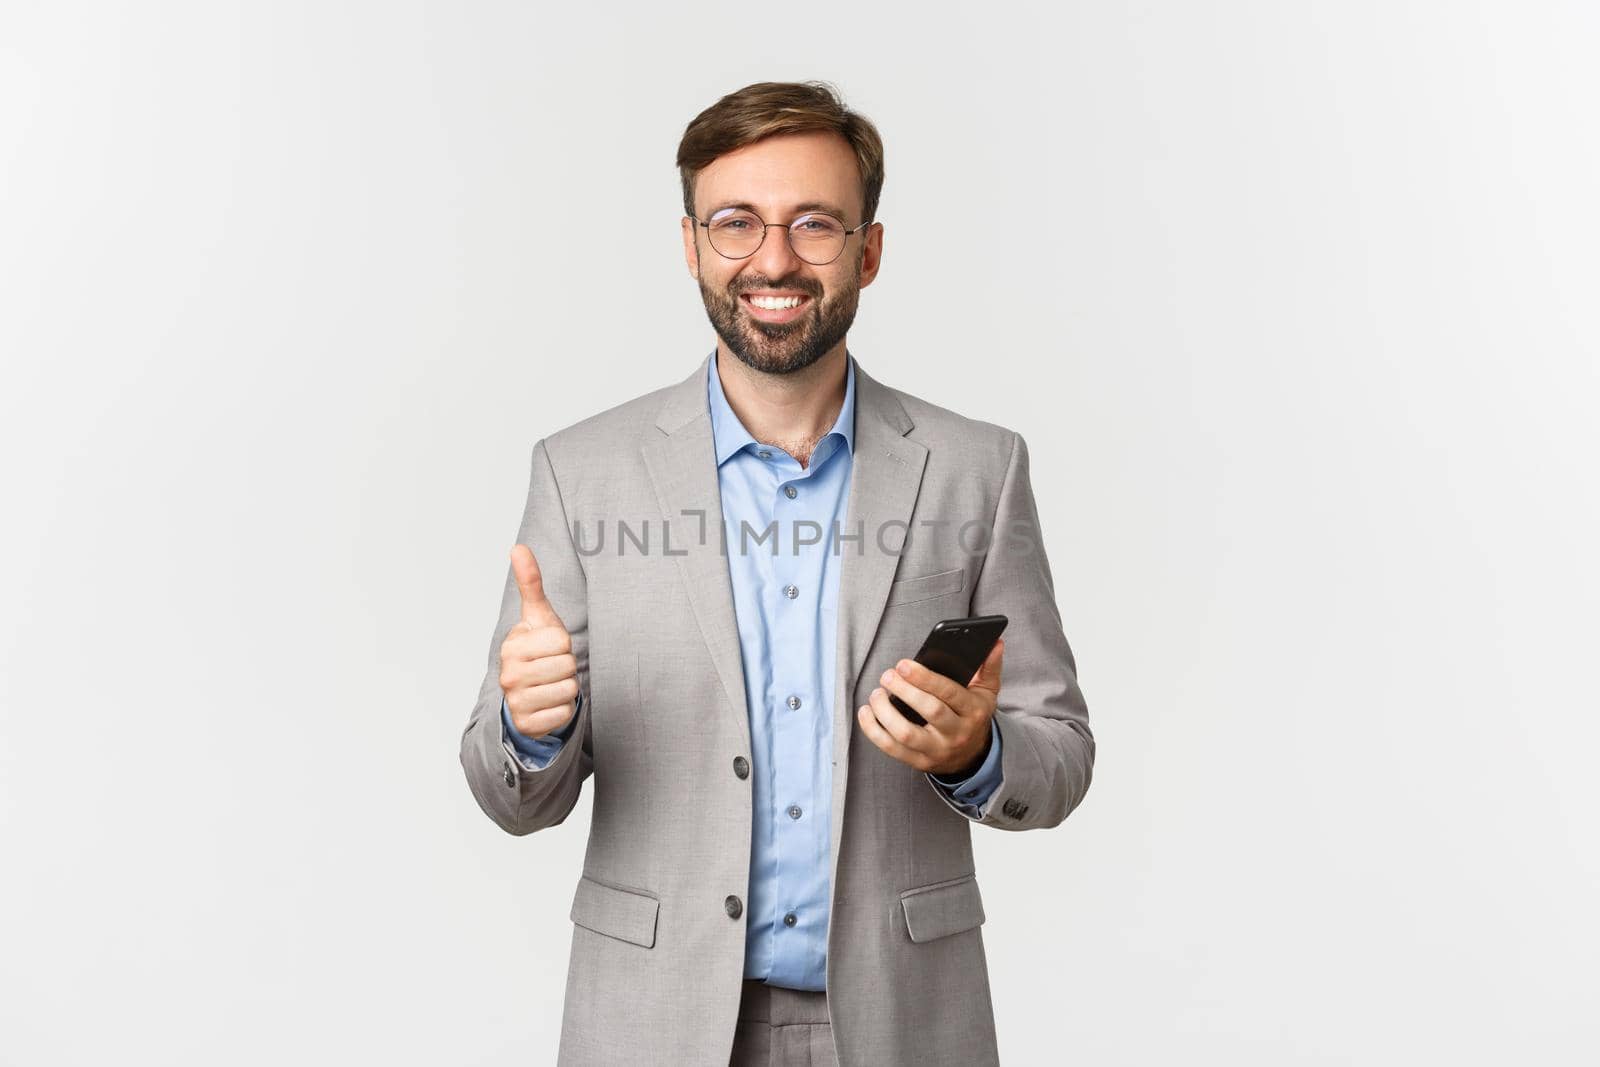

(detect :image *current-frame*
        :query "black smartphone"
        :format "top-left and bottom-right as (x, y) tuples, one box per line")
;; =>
(888, 614), (1009, 726)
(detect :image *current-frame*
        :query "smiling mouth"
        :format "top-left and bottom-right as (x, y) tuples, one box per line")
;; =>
(740, 292), (813, 322)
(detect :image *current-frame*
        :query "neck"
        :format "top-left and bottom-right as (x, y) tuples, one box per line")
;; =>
(714, 342), (848, 469)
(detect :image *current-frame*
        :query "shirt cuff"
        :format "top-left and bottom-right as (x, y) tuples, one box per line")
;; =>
(501, 691), (581, 770)
(927, 716), (1003, 810)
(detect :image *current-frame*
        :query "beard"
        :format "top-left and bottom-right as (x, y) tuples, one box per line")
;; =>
(697, 260), (861, 376)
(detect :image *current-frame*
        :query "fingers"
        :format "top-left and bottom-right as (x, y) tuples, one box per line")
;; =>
(505, 675), (581, 720)
(868, 684), (941, 754)
(857, 691), (933, 771)
(877, 663), (959, 729)
(511, 543), (566, 630)
(887, 659), (972, 720)
(502, 622), (573, 661)
(498, 650), (578, 690)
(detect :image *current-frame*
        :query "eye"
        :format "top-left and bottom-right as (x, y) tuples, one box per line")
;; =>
(792, 214), (845, 236)
(709, 210), (761, 233)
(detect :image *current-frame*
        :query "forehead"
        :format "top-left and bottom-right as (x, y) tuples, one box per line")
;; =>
(695, 130), (863, 220)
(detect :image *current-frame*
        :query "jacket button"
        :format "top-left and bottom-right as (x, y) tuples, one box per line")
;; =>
(502, 762), (515, 787)
(733, 756), (749, 779)
(725, 895), (743, 919)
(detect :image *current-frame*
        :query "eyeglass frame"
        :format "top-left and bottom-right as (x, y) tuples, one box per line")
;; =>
(688, 207), (874, 266)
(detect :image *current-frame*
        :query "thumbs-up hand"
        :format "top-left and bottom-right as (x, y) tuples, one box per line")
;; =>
(499, 543), (580, 740)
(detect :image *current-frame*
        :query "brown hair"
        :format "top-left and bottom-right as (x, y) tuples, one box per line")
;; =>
(676, 80), (886, 227)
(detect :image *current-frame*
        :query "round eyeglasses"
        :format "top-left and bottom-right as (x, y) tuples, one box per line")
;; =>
(691, 208), (872, 266)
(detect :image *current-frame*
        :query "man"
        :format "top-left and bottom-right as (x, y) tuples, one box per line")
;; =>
(459, 80), (1094, 1066)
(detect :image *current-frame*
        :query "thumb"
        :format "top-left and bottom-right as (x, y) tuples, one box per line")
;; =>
(511, 543), (564, 629)
(969, 637), (1004, 695)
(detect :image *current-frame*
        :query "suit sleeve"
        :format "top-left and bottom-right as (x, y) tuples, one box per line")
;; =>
(459, 436), (595, 835)
(924, 431), (1095, 830)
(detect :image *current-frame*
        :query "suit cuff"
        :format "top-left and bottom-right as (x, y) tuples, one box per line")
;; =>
(927, 716), (1003, 810)
(501, 692), (581, 770)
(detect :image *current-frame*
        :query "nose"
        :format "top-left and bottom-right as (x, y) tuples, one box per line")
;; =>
(748, 221), (805, 280)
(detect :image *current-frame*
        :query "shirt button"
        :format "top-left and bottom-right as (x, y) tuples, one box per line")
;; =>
(783, 584), (799, 599)
(783, 912), (797, 927)
(726, 895), (743, 919)
(783, 485), (797, 498)
(788, 805), (802, 820)
(757, 449), (771, 459)
(733, 755), (750, 779)
(787, 695), (801, 710)
(963, 790), (978, 798)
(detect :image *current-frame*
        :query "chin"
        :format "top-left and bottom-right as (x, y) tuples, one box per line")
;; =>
(738, 348), (829, 377)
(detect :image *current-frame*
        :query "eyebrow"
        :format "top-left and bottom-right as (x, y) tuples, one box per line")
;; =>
(706, 199), (853, 221)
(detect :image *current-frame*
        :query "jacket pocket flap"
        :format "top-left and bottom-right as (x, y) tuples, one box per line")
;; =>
(885, 567), (965, 607)
(570, 875), (660, 948)
(899, 873), (986, 943)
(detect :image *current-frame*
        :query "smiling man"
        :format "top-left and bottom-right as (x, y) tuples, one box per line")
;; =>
(459, 80), (1095, 1066)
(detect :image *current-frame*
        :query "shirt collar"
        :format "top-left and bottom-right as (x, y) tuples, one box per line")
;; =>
(706, 349), (857, 467)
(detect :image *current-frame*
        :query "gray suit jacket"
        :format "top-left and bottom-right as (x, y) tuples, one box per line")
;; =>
(460, 351), (1094, 1065)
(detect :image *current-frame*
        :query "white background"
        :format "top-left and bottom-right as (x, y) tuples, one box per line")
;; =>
(2, 2), (1596, 1064)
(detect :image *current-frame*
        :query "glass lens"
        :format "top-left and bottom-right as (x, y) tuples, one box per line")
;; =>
(707, 209), (764, 259)
(788, 213), (846, 264)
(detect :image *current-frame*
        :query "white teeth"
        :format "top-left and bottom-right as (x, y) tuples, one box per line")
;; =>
(748, 295), (804, 310)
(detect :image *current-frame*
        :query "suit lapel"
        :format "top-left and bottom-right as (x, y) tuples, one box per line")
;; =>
(834, 358), (928, 717)
(640, 352), (753, 746)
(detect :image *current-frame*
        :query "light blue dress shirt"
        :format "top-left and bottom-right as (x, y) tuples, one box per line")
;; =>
(500, 351), (1003, 990)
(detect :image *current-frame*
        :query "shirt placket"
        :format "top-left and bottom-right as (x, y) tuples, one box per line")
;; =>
(764, 445), (820, 985)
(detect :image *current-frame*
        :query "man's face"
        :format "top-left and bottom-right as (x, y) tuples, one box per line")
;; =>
(681, 131), (882, 376)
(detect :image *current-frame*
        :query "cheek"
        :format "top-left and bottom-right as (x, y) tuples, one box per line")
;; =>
(816, 274), (854, 304)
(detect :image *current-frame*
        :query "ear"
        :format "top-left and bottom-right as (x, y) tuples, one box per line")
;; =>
(857, 222), (883, 289)
(681, 216), (701, 280)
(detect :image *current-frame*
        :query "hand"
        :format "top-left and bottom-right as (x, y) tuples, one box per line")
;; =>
(499, 543), (580, 740)
(856, 638), (1004, 777)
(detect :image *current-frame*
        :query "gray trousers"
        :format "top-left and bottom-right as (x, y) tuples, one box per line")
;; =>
(728, 979), (841, 1066)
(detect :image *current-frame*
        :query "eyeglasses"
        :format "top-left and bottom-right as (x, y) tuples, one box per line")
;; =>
(690, 207), (872, 266)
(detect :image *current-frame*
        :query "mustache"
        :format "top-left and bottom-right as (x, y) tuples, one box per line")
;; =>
(730, 281), (821, 299)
